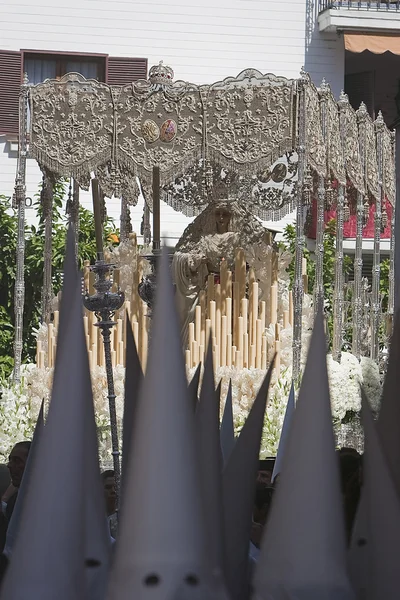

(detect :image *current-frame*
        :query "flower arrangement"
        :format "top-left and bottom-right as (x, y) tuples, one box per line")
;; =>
(0, 231), (383, 462)
(0, 347), (382, 464)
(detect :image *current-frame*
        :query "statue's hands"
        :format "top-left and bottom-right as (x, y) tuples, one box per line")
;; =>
(189, 255), (207, 274)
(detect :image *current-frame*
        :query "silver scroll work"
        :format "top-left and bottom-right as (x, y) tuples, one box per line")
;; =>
(292, 71), (308, 382)
(371, 113), (385, 362)
(28, 67), (297, 211)
(40, 172), (54, 325)
(388, 132), (396, 318)
(346, 106), (366, 358)
(321, 85), (346, 361)
(12, 76), (29, 383)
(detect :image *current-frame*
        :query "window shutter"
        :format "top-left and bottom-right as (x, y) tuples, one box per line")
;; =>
(106, 56), (148, 85)
(345, 71), (375, 119)
(0, 50), (22, 136)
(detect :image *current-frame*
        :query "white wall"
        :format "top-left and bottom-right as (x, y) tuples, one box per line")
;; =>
(0, 0), (344, 242)
(304, 0), (345, 98)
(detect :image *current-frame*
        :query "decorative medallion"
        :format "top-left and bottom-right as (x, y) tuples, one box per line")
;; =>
(142, 119), (160, 143)
(271, 163), (287, 183)
(160, 119), (177, 143)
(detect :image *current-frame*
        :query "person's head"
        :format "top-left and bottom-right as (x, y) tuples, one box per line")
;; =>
(7, 441), (31, 487)
(257, 458), (275, 488)
(253, 486), (274, 526)
(102, 470), (116, 516)
(214, 204), (231, 234)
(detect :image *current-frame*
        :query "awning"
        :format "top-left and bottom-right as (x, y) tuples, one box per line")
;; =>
(345, 33), (400, 55)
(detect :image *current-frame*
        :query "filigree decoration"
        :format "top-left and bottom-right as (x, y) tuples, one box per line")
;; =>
(96, 161), (141, 206)
(338, 93), (364, 194)
(320, 84), (346, 185)
(357, 103), (379, 201)
(205, 70), (296, 175)
(382, 126), (396, 206)
(305, 79), (326, 177)
(29, 73), (114, 182)
(117, 80), (204, 186)
(160, 152), (298, 219)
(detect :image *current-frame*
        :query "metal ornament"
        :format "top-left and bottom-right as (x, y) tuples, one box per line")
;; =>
(40, 173), (54, 324)
(83, 262), (124, 508)
(292, 71), (308, 382)
(388, 131), (396, 318)
(314, 80), (329, 317)
(370, 112), (385, 363)
(12, 75), (29, 383)
(334, 91), (353, 362)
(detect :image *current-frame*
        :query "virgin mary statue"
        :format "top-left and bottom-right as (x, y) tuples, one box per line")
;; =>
(172, 198), (273, 339)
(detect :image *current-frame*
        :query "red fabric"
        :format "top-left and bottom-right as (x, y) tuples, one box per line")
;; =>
(308, 198), (392, 240)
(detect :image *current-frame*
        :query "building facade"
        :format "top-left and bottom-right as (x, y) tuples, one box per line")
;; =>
(0, 0), (398, 246)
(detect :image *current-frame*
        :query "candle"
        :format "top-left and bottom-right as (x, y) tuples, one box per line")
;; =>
(186, 349), (191, 370)
(118, 341), (124, 366)
(221, 315), (227, 368)
(199, 344), (205, 365)
(36, 340), (42, 366)
(251, 282), (259, 346)
(192, 340), (199, 367)
(261, 349), (267, 371)
(226, 333), (232, 367)
(207, 274), (215, 305)
(250, 345), (256, 369)
(283, 310), (289, 329)
(215, 285), (222, 347)
(48, 323), (54, 368)
(270, 283), (278, 325)
(210, 301), (216, 339)
(205, 319), (212, 351)
(226, 297), (232, 336)
(243, 332), (249, 368)
(188, 322), (195, 351)
(195, 306), (202, 343)
(233, 282), (240, 346)
(226, 269), (232, 299)
(260, 301), (266, 332)
(238, 316), (244, 357)
(241, 298), (248, 336)
(91, 178), (104, 258)
(133, 321), (139, 350)
(220, 259), (228, 314)
(256, 319), (262, 369)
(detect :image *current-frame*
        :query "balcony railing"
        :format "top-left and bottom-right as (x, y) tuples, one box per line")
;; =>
(319, 1), (400, 10)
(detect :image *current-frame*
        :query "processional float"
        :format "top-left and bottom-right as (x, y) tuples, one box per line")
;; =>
(12, 61), (395, 496)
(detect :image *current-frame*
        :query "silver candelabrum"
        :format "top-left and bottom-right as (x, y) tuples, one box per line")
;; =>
(83, 259), (124, 509)
(137, 251), (175, 318)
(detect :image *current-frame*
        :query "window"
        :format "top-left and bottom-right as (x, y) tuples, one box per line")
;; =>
(24, 51), (106, 84)
(0, 50), (148, 137)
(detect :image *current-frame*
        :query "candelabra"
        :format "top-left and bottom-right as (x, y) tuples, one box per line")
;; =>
(83, 259), (124, 508)
(138, 251), (175, 318)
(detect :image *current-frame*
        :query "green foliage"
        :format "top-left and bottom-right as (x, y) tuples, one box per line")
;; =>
(0, 183), (119, 380)
(380, 258), (390, 313)
(281, 219), (359, 349)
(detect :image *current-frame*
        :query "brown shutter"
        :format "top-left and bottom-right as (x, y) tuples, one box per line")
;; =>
(345, 71), (375, 119)
(106, 56), (148, 85)
(0, 50), (22, 136)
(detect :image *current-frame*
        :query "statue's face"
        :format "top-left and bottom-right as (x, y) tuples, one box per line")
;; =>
(215, 207), (231, 233)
